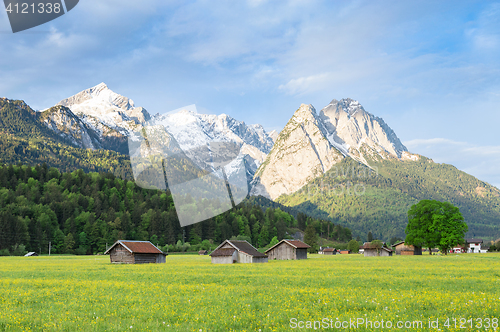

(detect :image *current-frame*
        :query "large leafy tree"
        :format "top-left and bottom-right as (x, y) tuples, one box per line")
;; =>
(405, 200), (467, 255)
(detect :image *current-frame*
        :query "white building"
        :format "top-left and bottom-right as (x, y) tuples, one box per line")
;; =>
(466, 239), (483, 253)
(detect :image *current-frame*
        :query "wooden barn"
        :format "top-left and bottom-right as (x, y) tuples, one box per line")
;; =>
(265, 239), (310, 260)
(392, 241), (422, 255)
(321, 247), (337, 255)
(210, 240), (268, 264)
(362, 242), (393, 257)
(104, 240), (167, 264)
(198, 250), (208, 255)
(339, 250), (351, 254)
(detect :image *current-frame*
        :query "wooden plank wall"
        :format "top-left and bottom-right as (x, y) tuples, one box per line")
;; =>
(267, 243), (294, 260)
(110, 245), (134, 264)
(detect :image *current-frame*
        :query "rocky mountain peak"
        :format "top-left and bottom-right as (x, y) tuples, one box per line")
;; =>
(319, 98), (408, 161)
(251, 103), (344, 199)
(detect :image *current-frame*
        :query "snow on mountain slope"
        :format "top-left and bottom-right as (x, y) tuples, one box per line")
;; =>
(152, 109), (275, 182)
(39, 105), (101, 150)
(57, 83), (150, 139)
(51, 83), (275, 190)
(153, 109), (274, 154)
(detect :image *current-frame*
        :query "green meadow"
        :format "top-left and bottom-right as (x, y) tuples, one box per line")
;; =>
(0, 254), (499, 331)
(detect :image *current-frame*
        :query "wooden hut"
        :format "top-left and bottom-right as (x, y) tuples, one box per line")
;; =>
(362, 242), (392, 257)
(265, 239), (310, 260)
(210, 240), (268, 264)
(104, 240), (167, 264)
(321, 247), (337, 255)
(392, 241), (422, 255)
(339, 250), (351, 254)
(198, 250), (208, 255)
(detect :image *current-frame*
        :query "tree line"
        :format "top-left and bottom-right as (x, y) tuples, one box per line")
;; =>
(0, 164), (352, 255)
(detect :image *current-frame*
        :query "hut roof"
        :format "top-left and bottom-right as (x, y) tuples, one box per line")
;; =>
(265, 239), (311, 253)
(391, 241), (405, 247)
(466, 239), (483, 244)
(362, 245), (392, 252)
(104, 240), (164, 255)
(24, 252), (38, 257)
(322, 248), (336, 252)
(210, 248), (236, 257)
(230, 240), (268, 258)
(211, 240), (267, 258)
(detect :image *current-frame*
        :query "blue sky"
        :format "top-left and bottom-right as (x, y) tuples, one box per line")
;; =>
(0, 0), (499, 188)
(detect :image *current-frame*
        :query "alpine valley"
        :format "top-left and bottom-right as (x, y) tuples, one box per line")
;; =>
(1, 83), (499, 241)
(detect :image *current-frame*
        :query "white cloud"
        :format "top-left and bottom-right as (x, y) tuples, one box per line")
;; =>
(405, 138), (500, 189)
(278, 73), (330, 95)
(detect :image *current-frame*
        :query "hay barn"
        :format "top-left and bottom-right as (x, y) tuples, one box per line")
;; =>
(104, 240), (167, 264)
(392, 241), (422, 255)
(210, 240), (268, 264)
(362, 243), (393, 257)
(321, 247), (337, 255)
(265, 239), (310, 260)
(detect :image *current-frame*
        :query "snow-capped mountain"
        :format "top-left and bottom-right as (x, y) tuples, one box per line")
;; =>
(252, 99), (419, 199)
(42, 83), (418, 200)
(52, 83), (151, 154)
(58, 82), (151, 133)
(151, 109), (274, 181)
(45, 83), (275, 183)
(153, 109), (272, 159)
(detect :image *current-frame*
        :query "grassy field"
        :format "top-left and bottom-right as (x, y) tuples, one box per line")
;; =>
(0, 254), (499, 331)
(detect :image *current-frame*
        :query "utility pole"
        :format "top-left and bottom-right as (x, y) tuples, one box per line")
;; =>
(48, 241), (51, 256)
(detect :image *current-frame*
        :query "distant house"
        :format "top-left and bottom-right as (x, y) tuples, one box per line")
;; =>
(210, 240), (268, 264)
(265, 239), (310, 260)
(392, 241), (422, 255)
(339, 250), (351, 255)
(24, 252), (38, 257)
(466, 239), (483, 253)
(362, 243), (393, 257)
(451, 245), (465, 254)
(321, 247), (337, 255)
(198, 250), (208, 255)
(104, 240), (167, 264)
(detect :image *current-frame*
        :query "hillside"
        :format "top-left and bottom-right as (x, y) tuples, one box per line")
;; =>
(0, 98), (134, 178)
(277, 157), (500, 241)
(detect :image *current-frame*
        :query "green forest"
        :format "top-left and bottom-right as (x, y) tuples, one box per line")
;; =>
(278, 156), (500, 241)
(0, 164), (352, 255)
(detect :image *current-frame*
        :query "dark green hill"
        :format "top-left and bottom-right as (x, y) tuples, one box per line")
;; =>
(277, 156), (500, 241)
(0, 98), (66, 142)
(0, 164), (349, 255)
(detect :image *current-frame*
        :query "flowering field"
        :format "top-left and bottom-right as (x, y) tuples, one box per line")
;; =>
(0, 254), (499, 331)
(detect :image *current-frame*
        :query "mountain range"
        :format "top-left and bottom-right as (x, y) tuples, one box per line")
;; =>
(1, 83), (499, 240)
